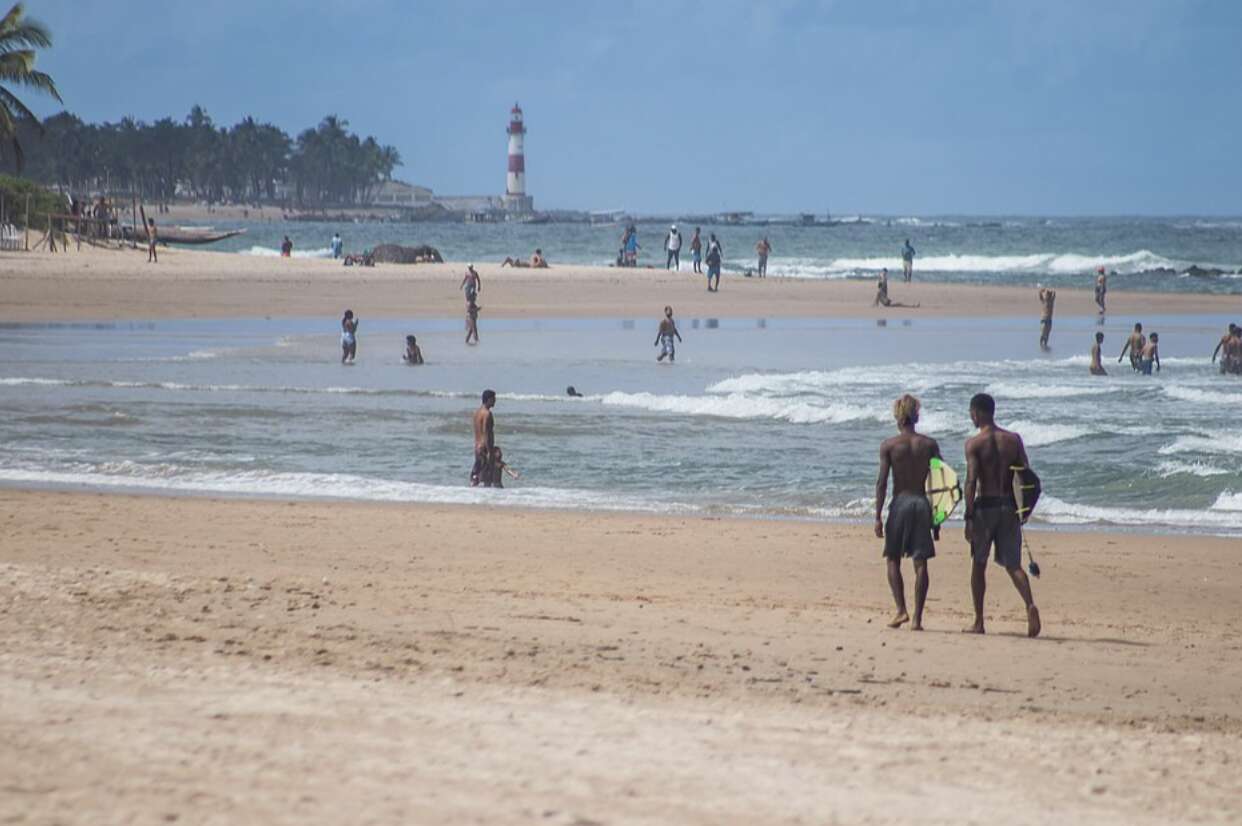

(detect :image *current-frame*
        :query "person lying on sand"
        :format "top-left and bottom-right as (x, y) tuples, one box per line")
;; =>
(1090, 332), (1107, 376)
(403, 335), (424, 365)
(963, 393), (1040, 638)
(874, 394), (941, 631)
(502, 249), (549, 268)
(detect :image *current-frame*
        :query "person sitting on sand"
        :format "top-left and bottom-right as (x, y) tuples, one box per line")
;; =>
(1094, 267), (1108, 315)
(461, 265), (481, 303)
(403, 335), (424, 365)
(874, 272), (920, 308)
(1139, 332), (1160, 375)
(1118, 322), (1145, 371)
(488, 446), (520, 489)
(1211, 323), (1238, 374)
(654, 305), (682, 363)
(1090, 332), (1107, 376)
(340, 310), (359, 364)
(465, 300), (481, 345)
(963, 393), (1040, 638)
(874, 394), (942, 631)
(531, 248), (548, 268)
(1038, 286), (1056, 350)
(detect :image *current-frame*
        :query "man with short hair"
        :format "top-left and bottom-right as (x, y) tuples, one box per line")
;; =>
(664, 225), (682, 271)
(1139, 332), (1160, 375)
(705, 234), (723, 292)
(690, 227), (703, 274)
(1090, 332), (1107, 375)
(963, 393), (1040, 638)
(755, 236), (771, 278)
(654, 305), (682, 363)
(1118, 322), (1145, 371)
(1038, 287), (1056, 350)
(874, 394), (941, 631)
(471, 390), (497, 487)
(1211, 323), (1238, 373)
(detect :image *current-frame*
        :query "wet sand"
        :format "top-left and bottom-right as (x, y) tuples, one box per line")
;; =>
(2, 489), (1240, 824)
(1, 245), (1235, 322)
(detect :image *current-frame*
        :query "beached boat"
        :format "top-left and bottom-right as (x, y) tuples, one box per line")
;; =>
(122, 225), (246, 245)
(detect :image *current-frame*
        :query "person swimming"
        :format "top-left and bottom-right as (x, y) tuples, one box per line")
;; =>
(403, 335), (424, 365)
(566, 386), (584, 397)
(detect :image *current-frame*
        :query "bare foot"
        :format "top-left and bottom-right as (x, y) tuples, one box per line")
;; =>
(888, 611), (909, 629)
(962, 621), (985, 634)
(1027, 605), (1041, 638)
(910, 621), (923, 631)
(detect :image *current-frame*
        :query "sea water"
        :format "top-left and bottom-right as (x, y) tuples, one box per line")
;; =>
(225, 216), (1242, 294)
(2, 314), (1239, 535)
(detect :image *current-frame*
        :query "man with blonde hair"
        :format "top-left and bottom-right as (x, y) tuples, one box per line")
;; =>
(874, 393), (942, 630)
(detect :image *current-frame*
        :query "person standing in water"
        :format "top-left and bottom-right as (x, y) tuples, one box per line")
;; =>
(755, 237), (771, 278)
(1118, 322), (1146, 371)
(874, 394), (941, 631)
(471, 390), (497, 487)
(1038, 286), (1056, 350)
(690, 227), (703, 274)
(465, 300), (481, 345)
(340, 310), (359, 364)
(1139, 332), (1160, 375)
(1090, 332), (1107, 375)
(901, 239), (916, 282)
(1211, 323), (1238, 373)
(403, 335), (424, 364)
(963, 393), (1040, 638)
(664, 225), (682, 271)
(654, 305), (682, 363)
(1094, 267), (1108, 315)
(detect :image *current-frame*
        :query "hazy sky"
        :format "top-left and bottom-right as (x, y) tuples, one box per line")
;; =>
(25, 0), (1242, 215)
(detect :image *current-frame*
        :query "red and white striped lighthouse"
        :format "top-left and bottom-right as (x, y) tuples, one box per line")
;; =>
(506, 102), (527, 199)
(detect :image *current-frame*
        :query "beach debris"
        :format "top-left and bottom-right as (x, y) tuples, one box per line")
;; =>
(370, 243), (443, 264)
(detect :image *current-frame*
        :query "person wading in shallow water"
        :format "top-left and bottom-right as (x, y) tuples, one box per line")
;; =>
(962, 393), (1040, 638)
(471, 390), (497, 487)
(654, 305), (682, 363)
(874, 394), (941, 631)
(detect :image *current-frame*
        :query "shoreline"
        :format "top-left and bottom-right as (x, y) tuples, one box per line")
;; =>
(2, 245), (1238, 322)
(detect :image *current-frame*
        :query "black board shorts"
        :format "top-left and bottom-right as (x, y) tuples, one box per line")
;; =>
(970, 500), (1022, 569)
(884, 493), (935, 561)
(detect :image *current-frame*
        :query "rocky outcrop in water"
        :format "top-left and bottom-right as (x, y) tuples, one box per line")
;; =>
(370, 244), (443, 264)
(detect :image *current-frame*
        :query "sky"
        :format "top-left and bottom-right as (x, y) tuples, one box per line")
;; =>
(22, 0), (1242, 215)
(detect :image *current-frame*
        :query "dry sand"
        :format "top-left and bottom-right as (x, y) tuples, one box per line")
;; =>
(2, 244), (1237, 322)
(2, 490), (1240, 824)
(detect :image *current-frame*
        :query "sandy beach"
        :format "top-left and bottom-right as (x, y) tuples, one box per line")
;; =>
(1, 489), (1240, 824)
(1, 244), (1236, 322)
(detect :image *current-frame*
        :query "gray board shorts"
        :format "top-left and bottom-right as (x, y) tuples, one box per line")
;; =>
(884, 493), (935, 561)
(970, 498), (1022, 569)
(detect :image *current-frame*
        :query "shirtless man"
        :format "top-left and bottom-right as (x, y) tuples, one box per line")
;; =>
(1139, 332), (1160, 375)
(755, 237), (771, 278)
(1211, 324), (1238, 373)
(1226, 325), (1242, 374)
(1038, 287), (1056, 350)
(1094, 267), (1107, 315)
(654, 305), (682, 363)
(874, 394), (941, 631)
(460, 265), (482, 303)
(146, 218), (158, 263)
(1089, 332), (1107, 376)
(470, 390), (497, 487)
(530, 248), (548, 268)
(963, 393), (1040, 638)
(1118, 322), (1145, 371)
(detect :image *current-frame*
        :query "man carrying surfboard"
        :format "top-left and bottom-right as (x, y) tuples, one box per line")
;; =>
(874, 394), (942, 631)
(963, 393), (1041, 638)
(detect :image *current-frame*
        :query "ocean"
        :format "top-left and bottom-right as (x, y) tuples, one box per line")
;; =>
(2, 312), (1239, 535)
(222, 215), (1242, 294)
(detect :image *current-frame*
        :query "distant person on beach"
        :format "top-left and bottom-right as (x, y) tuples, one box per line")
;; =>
(461, 265), (481, 303)
(755, 237), (771, 277)
(1139, 332), (1160, 375)
(705, 234), (723, 291)
(874, 272), (919, 308)
(1038, 287), (1056, 350)
(465, 300), (481, 345)
(874, 393), (941, 631)
(1211, 324), (1239, 373)
(664, 225), (682, 270)
(690, 227), (703, 274)
(146, 218), (157, 263)
(488, 446), (520, 488)
(622, 225), (640, 267)
(403, 335), (424, 365)
(1090, 332), (1107, 375)
(331, 232), (343, 259)
(280, 236), (293, 257)
(901, 239), (916, 282)
(471, 390), (497, 487)
(654, 305), (682, 363)
(1118, 322), (1145, 371)
(531, 248), (547, 268)
(340, 310), (359, 364)
(963, 393), (1040, 638)
(566, 386), (584, 397)
(1094, 267), (1108, 315)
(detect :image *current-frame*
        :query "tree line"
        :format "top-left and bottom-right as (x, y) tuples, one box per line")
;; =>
(4, 106), (403, 207)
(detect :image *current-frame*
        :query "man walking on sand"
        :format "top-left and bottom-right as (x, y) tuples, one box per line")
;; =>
(664, 225), (682, 271)
(874, 394), (941, 631)
(1038, 286), (1056, 350)
(471, 390), (497, 487)
(963, 393), (1040, 638)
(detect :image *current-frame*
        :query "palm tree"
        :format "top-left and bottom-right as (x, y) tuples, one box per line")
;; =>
(0, 3), (61, 171)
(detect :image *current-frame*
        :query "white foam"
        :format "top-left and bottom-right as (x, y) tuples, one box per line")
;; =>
(1155, 460), (1231, 478)
(0, 377), (73, 386)
(241, 245), (333, 259)
(1162, 385), (1242, 405)
(986, 382), (1109, 400)
(762, 249), (1184, 279)
(1039, 495), (1242, 531)
(1004, 419), (1090, 447)
(1211, 491), (1242, 511)
(597, 391), (878, 425)
(1158, 433), (1242, 456)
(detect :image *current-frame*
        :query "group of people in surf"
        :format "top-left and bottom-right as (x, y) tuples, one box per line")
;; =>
(338, 309), (425, 365)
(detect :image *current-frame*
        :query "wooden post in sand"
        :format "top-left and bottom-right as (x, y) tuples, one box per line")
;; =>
(23, 194), (29, 250)
(131, 194), (138, 249)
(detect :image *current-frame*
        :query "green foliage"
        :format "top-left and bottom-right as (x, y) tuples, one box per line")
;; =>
(0, 171), (64, 226)
(8, 106), (403, 207)
(0, 2), (61, 171)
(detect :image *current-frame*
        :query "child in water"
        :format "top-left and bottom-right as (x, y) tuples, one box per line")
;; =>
(403, 335), (424, 364)
(488, 446), (520, 488)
